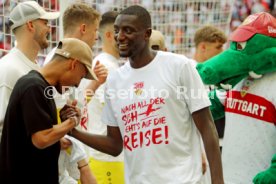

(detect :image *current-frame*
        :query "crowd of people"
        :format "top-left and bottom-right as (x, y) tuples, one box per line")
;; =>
(2, 1), (274, 58)
(0, 1), (276, 184)
(230, 0), (275, 32)
(0, 0), (240, 58)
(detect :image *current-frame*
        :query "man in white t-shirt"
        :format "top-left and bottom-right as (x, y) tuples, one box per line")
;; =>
(67, 5), (223, 184)
(149, 27), (216, 180)
(0, 1), (59, 141)
(82, 10), (125, 184)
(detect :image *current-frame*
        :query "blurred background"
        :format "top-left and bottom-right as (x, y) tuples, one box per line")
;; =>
(0, 0), (275, 63)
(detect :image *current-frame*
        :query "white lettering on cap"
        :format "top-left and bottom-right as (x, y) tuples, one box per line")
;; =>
(268, 26), (276, 33)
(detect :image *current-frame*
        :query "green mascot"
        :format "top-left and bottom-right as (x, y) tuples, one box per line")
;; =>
(197, 12), (276, 184)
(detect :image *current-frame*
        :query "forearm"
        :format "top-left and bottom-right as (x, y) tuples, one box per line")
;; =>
(52, 118), (76, 139)
(71, 128), (123, 156)
(32, 118), (75, 149)
(78, 159), (97, 184)
(85, 81), (101, 102)
(193, 108), (224, 183)
(202, 121), (224, 183)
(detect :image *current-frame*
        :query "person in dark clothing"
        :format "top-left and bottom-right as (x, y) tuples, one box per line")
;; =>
(0, 38), (96, 184)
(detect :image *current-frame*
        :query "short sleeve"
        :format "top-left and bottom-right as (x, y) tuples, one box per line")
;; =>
(0, 85), (12, 125)
(21, 85), (56, 135)
(101, 81), (118, 127)
(179, 61), (211, 113)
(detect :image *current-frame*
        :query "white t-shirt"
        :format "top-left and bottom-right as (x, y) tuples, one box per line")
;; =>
(59, 135), (87, 183)
(0, 48), (39, 139)
(86, 52), (124, 162)
(189, 58), (198, 68)
(222, 74), (276, 184)
(102, 51), (211, 184)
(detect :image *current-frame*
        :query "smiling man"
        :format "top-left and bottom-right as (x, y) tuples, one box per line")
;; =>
(67, 5), (224, 184)
(0, 1), (60, 141)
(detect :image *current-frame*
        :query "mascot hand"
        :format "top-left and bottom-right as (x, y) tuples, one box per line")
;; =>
(253, 154), (276, 184)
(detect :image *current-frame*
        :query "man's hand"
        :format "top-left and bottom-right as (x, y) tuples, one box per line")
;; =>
(253, 154), (276, 184)
(93, 61), (108, 85)
(59, 104), (78, 122)
(59, 99), (81, 127)
(84, 61), (108, 102)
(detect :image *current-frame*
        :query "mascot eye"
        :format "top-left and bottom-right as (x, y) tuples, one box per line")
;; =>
(236, 42), (246, 50)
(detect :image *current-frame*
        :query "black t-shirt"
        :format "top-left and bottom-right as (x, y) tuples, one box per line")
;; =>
(0, 70), (60, 184)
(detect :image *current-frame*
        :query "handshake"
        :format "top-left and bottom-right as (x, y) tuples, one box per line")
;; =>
(59, 100), (81, 127)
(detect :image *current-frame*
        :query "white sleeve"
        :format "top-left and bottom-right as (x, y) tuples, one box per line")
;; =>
(179, 61), (211, 113)
(65, 135), (87, 163)
(101, 81), (118, 127)
(0, 85), (12, 132)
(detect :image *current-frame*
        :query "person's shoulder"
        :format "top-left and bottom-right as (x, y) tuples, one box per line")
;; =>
(93, 52), (112, 62)
(93, 52), (106, 61)
(11, 71), (45, 96)
(0, 50), (18, 64)
(0, 47), (30, 66)
(18, 71), (46, 87)
(188, 58), (198, 68)
(93, 52), (118, 66)
(156, 51), (191, 66)
(106, 61), (129, 81)
(0, 52), (23, 75)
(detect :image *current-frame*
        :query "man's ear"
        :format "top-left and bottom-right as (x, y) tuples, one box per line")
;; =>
(26, 21), (35, 32)
(69, 59), (78, 70)
(105, 31), (112, 39)
(145, 28), (152, 40)
(199, 42), (206, 52)
(80, 24), (86, 34)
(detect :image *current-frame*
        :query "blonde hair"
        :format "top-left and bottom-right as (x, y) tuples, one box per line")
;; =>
(63, 3), (100, 34)
(194, 25), (227, 47)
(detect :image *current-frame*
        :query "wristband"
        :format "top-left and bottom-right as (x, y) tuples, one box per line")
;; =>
(78, 163), (88, 170)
